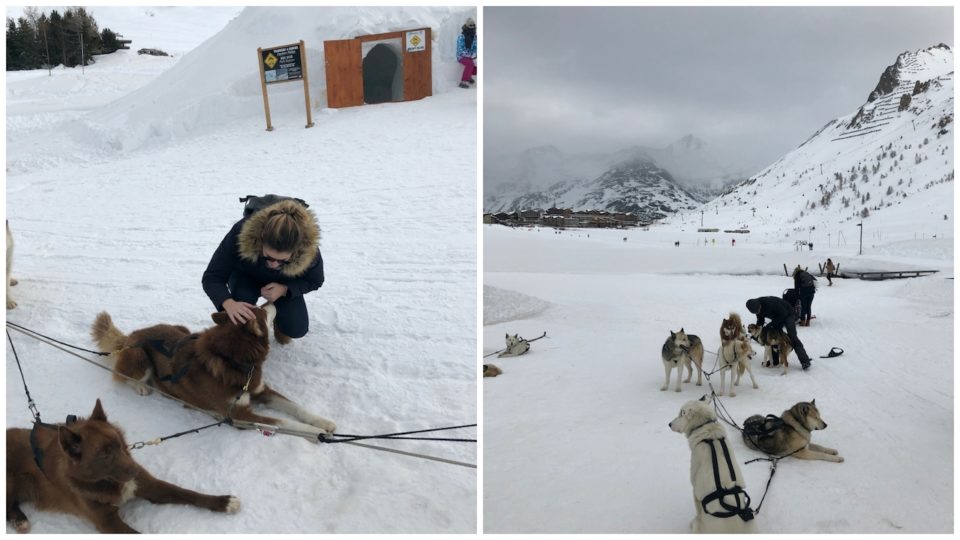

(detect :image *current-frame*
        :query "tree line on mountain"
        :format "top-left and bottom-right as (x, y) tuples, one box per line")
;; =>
(6, 7), (124, 71)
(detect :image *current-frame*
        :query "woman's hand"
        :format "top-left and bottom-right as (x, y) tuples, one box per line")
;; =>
(261, 282), (289, 303)
(223, 298), (257, 325)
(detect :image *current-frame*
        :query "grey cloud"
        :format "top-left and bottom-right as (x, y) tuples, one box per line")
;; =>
(483, 6), (953, 178)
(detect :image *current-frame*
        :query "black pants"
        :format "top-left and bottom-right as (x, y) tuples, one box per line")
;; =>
(781, 317), (810, 364)
(226, 271), (309, 338)
(798, 286), (815, 321)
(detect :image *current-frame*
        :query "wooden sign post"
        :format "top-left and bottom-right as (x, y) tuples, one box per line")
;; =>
(257, 40), (314, 131)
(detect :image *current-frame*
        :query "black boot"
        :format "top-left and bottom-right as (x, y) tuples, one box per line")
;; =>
(801, 357), (812, 370)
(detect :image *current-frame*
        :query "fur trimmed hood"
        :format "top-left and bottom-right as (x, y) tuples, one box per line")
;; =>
(237, 199), (320, 277)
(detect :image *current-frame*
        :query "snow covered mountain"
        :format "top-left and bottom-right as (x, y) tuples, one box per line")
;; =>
(667, 44), (954, 243)
(483, 135), (748, 214)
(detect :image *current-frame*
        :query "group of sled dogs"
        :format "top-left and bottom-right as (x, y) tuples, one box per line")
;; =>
(662, 312), (843, 533)
(660, 312), (793, 397)
(7, 223), (335, 533)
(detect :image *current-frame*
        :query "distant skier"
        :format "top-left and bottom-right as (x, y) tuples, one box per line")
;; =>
(457, 17), (477, 89)
(731, 238), (736, 247)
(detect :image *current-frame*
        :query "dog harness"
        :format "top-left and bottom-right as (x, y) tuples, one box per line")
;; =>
(699, 436), (755, 522)
(140, 334), (200, 384)
(742, 415), (786, 446)
(30, 414), (78, 474)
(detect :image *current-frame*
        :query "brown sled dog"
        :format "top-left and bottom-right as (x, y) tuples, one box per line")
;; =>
(719, 312), (744, 344)
(7, 399), (239, 533)
(91, 304), (336, 439)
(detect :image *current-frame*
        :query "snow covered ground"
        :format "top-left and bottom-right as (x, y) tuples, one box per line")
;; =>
(6, 6), (476, 534)
(483, 224), (953, 533)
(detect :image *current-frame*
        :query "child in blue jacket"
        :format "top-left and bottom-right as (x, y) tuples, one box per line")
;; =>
(457, 17), (477, 88)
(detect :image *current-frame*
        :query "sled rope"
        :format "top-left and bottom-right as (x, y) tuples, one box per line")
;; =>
(8, 328), (43, 423)
(321, 424), (477, 443)
(7, 322), (230, 450)
(6, 322), (476, 469)
(483, 331), (547, 357)
(6, 321), (109, 356)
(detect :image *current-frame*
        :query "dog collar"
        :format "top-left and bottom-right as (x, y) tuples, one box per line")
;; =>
(689, 419), (717, 433)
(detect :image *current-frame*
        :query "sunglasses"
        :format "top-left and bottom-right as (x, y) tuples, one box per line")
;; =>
(262, 253), (290, 266)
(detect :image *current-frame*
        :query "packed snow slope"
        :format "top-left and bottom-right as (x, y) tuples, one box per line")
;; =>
(6, 6), (476, 534)
(8, 6), (476, 172)
(483, 224), (952, 533)
(671, 44), (954, 245)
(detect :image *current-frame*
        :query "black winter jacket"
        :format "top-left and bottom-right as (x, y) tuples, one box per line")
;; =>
(752, 296), (795, 328)
(202, 200), (324, 310)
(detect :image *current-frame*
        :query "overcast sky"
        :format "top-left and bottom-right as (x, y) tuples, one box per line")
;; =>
(484, 6), (953, 177)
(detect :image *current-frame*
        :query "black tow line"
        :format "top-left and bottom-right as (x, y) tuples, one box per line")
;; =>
(8, 327), (76, 475)
(6, 321), (109, 357)
(319, 424), (477, 443)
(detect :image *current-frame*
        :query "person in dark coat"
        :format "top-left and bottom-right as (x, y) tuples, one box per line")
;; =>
(746, 296), (812, 370)
(202, 199), (323, 343)
(792, 266), (817, 326)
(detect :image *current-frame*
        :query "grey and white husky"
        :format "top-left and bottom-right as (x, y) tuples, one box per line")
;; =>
(660, 329), (704, 392)
(742, 400), (843, 462)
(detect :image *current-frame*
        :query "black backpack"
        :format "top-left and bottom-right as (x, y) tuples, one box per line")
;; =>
(239, 194), (308, 218)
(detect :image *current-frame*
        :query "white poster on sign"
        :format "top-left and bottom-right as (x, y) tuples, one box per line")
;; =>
(406, 30), (426, 52)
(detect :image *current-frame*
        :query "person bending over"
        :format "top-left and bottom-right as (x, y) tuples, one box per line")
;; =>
(746, 296), (813, 370)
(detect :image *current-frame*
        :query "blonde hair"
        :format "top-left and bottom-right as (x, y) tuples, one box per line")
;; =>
(262, 211), (301, 253)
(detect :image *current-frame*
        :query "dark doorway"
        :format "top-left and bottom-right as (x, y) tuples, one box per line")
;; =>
(363, 43), (399, 104)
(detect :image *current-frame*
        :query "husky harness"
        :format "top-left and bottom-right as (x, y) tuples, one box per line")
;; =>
(742, 414), (786, 444)
(30, 414), (79, 474)
(699, 436), (755, 522)
(140, 334), (201, 384)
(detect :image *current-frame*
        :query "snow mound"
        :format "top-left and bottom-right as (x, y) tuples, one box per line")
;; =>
(80, 6), (474, 153)
(484, 285), (552, 326)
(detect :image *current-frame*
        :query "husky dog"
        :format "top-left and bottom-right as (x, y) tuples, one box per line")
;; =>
(715, 337), (757, 397)
(742, 400), (843, 463)
(719, 312), (744, 344)
(747, 323), (792, 375)
(660, 329), (704, 392)
(91, 304), (336, 438)
(498, 333), (530, 357)
(7, 399), (239, 533)
(670, 397), (757, 533)
(6, 221), (17, 310)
